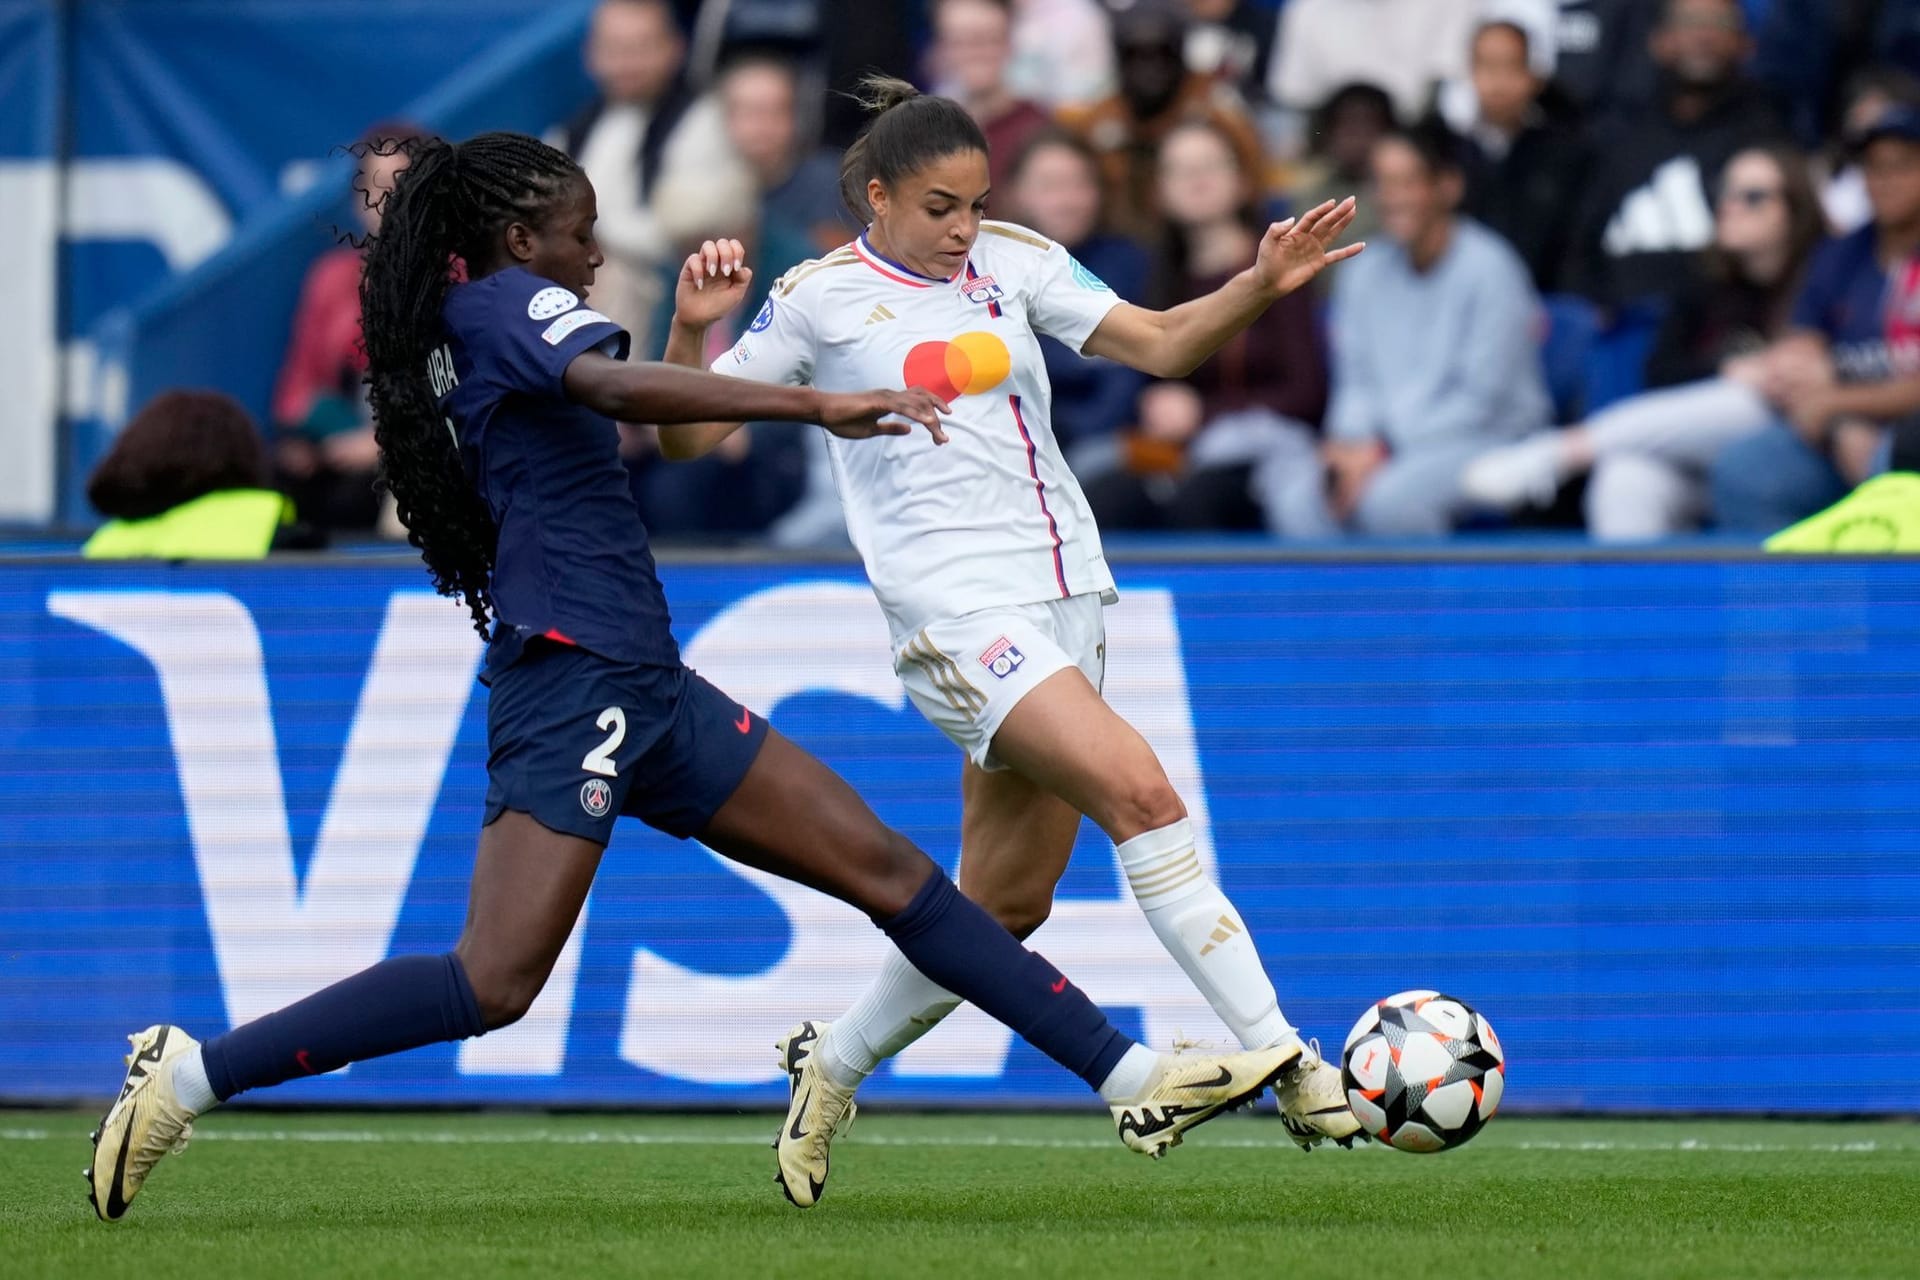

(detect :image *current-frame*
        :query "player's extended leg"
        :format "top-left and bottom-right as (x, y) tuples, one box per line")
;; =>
(698, 728), (1136, 1085)
(815, 763), (1081, 1085)
(993, 666), (1296, 1048)
(699, 727), (1298, 1204)
(87, 811), (600, 1221)
(987, 666), (1359, 1149)
(809, 679), (1295, 1060)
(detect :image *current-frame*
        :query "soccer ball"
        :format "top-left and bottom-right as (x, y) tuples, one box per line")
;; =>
(1341, 990), (1504, 1152)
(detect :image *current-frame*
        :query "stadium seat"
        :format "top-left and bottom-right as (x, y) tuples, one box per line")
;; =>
(1584, 301), (1667, 415)
(1539, 294), (1599, 423)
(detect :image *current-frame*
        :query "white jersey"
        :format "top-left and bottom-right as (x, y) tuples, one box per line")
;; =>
(711, 221), (1125, 642)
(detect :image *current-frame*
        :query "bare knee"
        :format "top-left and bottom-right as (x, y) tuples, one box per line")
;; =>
(845, 826), (939, 919)
(967, 887), (1052, 940)
(455, 941), (547, 1032)
(1096, 773), (1187, 843)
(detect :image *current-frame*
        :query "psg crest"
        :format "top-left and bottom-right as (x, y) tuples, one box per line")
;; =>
(579, 778), (613, 817)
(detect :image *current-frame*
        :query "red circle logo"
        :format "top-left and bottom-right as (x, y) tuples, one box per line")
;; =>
(902, 331), (1012, 402)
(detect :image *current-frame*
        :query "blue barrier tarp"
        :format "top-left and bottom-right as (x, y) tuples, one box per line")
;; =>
(2, 557), (1916, 1111)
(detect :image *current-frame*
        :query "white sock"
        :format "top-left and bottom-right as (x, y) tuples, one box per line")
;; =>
(169, 1045), (218, 1116)
(1096, 1044), (1161, 1103)
(817, 948), (962, 1089)
(1117, 818), (1295, 1050)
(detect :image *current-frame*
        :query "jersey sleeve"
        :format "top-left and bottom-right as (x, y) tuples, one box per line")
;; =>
(476, 272), (631, 398)
(708, 287), (817, 385)
(1788, 238), (1848, 336)
(1021, 235), (1127, 354)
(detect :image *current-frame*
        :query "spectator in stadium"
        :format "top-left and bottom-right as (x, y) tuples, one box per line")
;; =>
(1454, 18), (1590, 294)
(1264, 0), (1478, 123)
(718, 53), (851, 253)
(560, 0), (753, 353)
(1643, 145), (1827, 390)
(1266, 122), (1549, 538)
(929, 0), (1053, 220)
(1082, 119), (1327, 530)
(84, 391), (302, 560)
(1059, 0), (1265, 241)
(272, 125), (417, 535)
(1563, 0), (1786, 312)
(627, 210), (816, 539)
(1181, 0), (1276, 101)
(1755, 0), (1920, 148)
(1004, 0), (1117, 109)
(1006, 129), (1150, 479)
(1711, 106), (1920, 533)
(1550, 0), (1663, 121)
(1818, 67), (1920, 234)
(1464, 144), (1826, 540)
(1284, 83), (1394, 256)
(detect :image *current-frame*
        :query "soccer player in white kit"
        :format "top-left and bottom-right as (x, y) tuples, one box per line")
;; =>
(663, 78), (1365, 1204)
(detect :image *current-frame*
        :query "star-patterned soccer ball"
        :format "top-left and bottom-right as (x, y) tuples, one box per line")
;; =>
(1341, 990), (1505, 1152)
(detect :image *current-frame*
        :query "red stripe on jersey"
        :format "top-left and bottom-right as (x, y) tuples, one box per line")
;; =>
(1009, 393), (1068, 597)
(542, 628), (577, 646)
(854, 234), (955, 288)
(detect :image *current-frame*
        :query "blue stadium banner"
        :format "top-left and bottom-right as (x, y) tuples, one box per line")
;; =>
(1, 558), (1916, 1111)
(52, 0), (600, 522)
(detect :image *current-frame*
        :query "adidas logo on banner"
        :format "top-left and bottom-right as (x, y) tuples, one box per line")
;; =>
(865, 305), (897, 326)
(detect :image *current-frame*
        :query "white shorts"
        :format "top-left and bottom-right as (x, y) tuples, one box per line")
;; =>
(894, 592), (1109, 771)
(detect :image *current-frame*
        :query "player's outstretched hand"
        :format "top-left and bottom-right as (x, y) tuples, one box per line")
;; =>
(673, 238), (754, 329)
(820, 388), (952, 445)
(1252, 198), (1365, 298)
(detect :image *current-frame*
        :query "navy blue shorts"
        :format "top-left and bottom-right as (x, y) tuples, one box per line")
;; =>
(483, 641), (769, 844)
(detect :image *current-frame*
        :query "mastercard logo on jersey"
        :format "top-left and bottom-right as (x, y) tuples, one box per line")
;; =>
(903, 332), (1012, 402)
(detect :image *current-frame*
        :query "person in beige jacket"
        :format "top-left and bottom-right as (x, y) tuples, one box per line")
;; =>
(555, 0), (753, 356)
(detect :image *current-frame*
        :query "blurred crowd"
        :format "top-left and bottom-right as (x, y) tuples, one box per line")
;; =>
(120, 0), (1920, 552)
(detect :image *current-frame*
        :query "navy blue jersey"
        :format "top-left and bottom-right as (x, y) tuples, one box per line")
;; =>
(1790, 226), (1920, 383)
(434, 267), (679, 673)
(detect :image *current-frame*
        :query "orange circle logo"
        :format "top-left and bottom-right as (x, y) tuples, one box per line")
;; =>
(903, 332), (1012, 402)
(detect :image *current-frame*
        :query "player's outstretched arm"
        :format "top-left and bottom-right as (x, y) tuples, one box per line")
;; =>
(641, 238), (952, 458)
(563, 352), (946, 441)
(656, 238), (758, 459)
(1080, 197), (1364, 378)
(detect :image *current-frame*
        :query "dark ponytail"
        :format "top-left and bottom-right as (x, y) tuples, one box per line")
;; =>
(838, 74), (990, 221)
(356, 130), (581, 637)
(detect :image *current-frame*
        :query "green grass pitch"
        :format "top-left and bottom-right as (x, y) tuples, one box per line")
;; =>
(5, 1109), (1916, 1278)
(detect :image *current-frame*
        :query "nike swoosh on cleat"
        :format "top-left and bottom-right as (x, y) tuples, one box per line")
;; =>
(788, 1089), (811, 1142)
(104, 1109), (135, 1219)
(1175, 1065), (1235, 1091)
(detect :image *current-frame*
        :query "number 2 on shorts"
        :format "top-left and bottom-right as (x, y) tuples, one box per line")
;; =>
(581, 706), (626, 777)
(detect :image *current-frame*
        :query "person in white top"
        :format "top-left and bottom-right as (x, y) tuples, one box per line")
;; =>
(661, 77), (1364, 1203)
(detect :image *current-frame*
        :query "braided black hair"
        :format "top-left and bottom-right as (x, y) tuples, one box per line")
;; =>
(355, 130), (583, 636)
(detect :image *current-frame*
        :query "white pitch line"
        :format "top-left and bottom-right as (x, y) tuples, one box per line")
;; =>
(2, 1128), (1911, 1154)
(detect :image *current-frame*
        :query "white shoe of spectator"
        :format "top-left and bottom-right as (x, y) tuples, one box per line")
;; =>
(1461, 434), (1571, 511)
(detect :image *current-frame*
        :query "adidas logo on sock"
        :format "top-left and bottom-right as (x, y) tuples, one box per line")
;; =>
(1198, 914), (1243, 957)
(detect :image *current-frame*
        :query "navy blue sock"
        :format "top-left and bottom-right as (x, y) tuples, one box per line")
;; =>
(879, 873), (1133, 1090)
(200, 952), (485, 1102)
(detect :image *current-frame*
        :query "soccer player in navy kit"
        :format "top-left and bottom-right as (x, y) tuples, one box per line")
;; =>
(86, 132), (1301, 1220)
